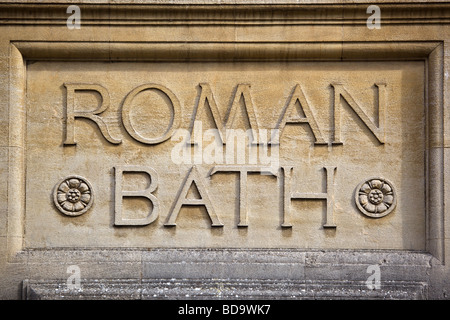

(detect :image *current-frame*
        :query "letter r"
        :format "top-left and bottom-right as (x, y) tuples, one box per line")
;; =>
(64, 83), (122, 145)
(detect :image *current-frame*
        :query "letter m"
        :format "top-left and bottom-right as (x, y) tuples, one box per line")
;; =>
(332, 83), (386, 145)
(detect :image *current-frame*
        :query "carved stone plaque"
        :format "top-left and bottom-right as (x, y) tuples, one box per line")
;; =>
(4, 1), (450, 300)
(24, 59), (425, 250)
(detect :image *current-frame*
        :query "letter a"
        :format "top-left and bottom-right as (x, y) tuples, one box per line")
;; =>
(165, 166), (223, 227)
(272, 84), (326, 145)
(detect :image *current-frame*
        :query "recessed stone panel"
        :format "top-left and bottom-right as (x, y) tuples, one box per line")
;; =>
(24, 60), (425, 250)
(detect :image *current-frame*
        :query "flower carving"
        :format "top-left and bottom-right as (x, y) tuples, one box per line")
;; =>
(53, 176), (93, 216)
(355, 178), (396, 218)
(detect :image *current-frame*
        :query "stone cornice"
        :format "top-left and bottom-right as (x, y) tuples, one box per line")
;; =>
(12, 41), (442, 61)
(1, 2), (450, 26)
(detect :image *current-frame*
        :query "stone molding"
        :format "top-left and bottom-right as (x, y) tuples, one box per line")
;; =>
(7, 40), (445, 261)
(21, 248), (432, 299)
(1, 2), (450, 26)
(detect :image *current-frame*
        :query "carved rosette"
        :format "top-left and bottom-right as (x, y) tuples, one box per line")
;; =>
(355, 178), (396, 218)
(53, 176), (93, 216)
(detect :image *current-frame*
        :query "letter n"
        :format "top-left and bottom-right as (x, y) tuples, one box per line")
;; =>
(332, 83), (386, 144)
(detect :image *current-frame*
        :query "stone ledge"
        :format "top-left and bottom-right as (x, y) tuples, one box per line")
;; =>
(1, 0), (446, 3)
(19, 249), (432, 299)
(21, 248), (434, 265)
(22, 278), (428, 300)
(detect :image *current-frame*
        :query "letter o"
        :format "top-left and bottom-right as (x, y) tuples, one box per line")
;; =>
(122, 84), (181, 144)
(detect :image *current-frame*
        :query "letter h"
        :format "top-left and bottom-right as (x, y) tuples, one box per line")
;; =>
(281, 166), (337, 228)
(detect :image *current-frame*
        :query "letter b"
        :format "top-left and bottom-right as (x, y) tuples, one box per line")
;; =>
(114, 166), (159, 226)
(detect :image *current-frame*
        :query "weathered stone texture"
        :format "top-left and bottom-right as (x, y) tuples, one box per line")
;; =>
(1, 0), (450, 299)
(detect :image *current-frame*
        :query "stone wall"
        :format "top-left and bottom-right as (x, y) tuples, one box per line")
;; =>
(0, 0), (449, 299)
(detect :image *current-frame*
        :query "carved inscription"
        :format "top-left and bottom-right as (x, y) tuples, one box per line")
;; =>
(273, 84), (327, 145)
(25, 60), (426, 249)
(114, 166), (160, 226)
(121, 84), (181, 145)
(282, 166), (337, 228)
(63, 82), (386, 147)
(165, 166), (224, 227)
(58, 81), (392, 229)
(64, 83), (122, 145)
(332, 83), (386, 145)
(110, 165), (339, 228)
